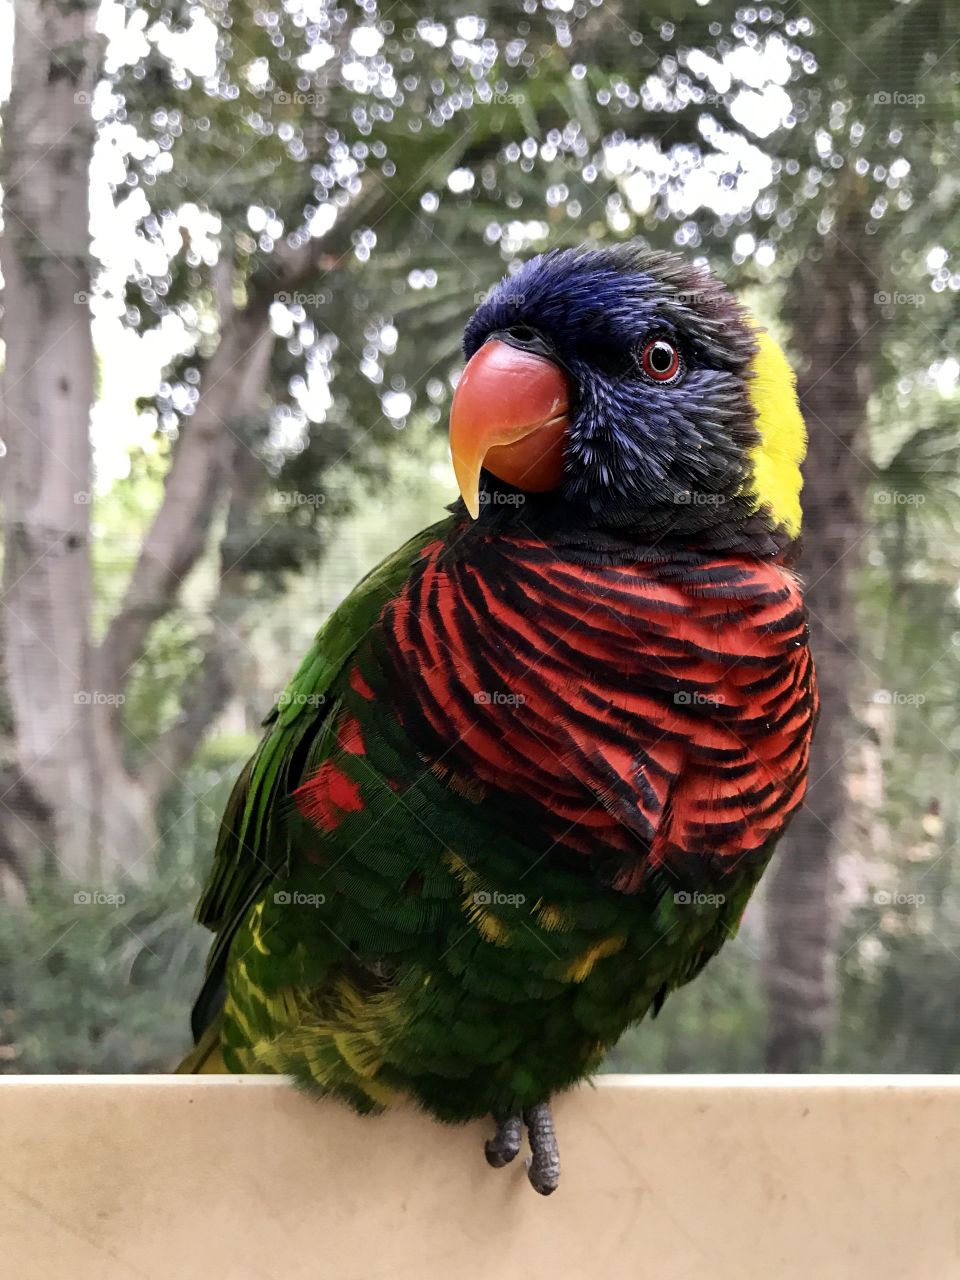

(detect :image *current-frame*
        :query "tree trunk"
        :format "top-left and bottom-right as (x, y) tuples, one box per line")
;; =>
(0, 0), (103, 879)
(0, 94), (415, 880)
(763, 194), (880, 1070)
(94, 304), (274, 707)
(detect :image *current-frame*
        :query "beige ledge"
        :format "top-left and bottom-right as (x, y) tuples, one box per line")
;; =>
(2, 1075), (958, 1279)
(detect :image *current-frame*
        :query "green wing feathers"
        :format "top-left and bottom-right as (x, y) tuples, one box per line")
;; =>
(189, 521), (450, 1041)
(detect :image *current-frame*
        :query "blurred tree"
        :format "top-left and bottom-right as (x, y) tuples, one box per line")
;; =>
(0, 0), (103, 876)
(754, 0), (959, 1070)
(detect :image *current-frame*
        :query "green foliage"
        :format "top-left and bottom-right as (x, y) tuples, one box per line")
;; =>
(603, 940), (765, 1073)
(90, 440), (172, 636)
(833, 823), (960, 1071)
(1, 747), (244, 1073)
(0, 876), (204, 1073)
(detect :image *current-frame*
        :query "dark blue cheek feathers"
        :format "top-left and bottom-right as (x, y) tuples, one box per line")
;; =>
(463, 244), (766, 539)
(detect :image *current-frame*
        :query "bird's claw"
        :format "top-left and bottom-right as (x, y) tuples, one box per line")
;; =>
(485, 1100), (561, 1193)
(523, 1101), (561, 1195)
(485, 1112), (522, 1168)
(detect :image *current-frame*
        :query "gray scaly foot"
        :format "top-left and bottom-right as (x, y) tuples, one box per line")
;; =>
(485, 1112), (523, 1168)
(523, 1100), (561, 1195)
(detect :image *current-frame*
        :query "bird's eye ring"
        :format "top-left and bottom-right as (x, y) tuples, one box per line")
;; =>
(639, 337), (682, 384)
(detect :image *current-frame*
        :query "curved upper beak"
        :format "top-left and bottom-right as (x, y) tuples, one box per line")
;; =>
(449, 338), (570, 519)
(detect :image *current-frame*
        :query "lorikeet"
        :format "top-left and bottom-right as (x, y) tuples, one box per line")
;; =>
(182, 245), (817, 1195)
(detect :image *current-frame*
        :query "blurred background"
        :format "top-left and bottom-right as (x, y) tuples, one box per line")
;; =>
(0, 0), (957, 1075)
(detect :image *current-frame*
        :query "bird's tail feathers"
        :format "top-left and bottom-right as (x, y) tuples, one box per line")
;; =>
(176, 1016), (227, 1074)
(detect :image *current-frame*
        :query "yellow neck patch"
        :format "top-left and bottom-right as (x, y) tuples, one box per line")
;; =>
(743, 326), (806, 538)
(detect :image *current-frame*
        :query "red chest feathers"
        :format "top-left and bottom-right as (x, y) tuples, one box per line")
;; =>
(378, 536), (817, 884)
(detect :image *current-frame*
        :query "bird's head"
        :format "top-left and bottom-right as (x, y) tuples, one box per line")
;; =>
(450, 244), (806, 556)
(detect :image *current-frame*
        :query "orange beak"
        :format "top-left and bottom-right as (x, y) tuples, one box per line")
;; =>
(449, 338), (570, 519)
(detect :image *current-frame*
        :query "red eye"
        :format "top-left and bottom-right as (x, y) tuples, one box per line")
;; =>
(640, 337), (681, 383)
